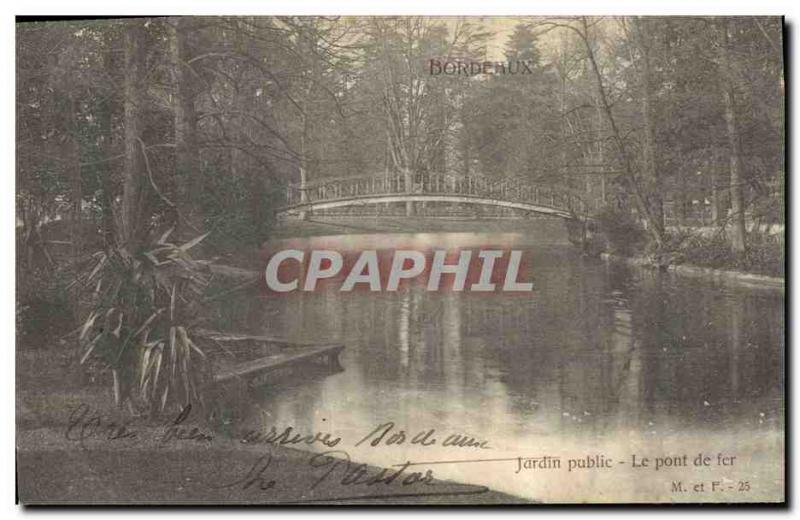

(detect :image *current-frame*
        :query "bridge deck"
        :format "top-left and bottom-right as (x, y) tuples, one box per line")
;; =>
(280, 193), (577, 219)
(277, 172), (596, 219)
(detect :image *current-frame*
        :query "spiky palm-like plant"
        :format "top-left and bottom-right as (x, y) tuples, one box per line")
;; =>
(73, 229), (213, 415)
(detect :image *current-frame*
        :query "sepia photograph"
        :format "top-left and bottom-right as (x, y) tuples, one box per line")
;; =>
(14, 14), (785, 505)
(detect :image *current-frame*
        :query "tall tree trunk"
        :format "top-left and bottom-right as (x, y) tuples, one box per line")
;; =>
(719, 20), (747, 253)
(97, 111), (115, 245)
(678, 166), (688, 226)
(297, 22), (323, 221)
(461, 120), (471, 176)
(298, 98), (311, 221)
(597, 98), (606, 206)
(558, 31), (569, 190)
(68, 134), (82, 259)
(98, 37), (117, 246)
(169, 17), (200, 235)
(710, 148), (720, 224)
(432, 89), (447, 174)
(634, 17), (664, 233)
(577, 17), (664, 249)
(66, 96), (83, 260)
(121, 21), (148, 252)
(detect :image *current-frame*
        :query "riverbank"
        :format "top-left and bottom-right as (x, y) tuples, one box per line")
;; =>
(600, 252), (785, 291)
(16, 335), (527, 505)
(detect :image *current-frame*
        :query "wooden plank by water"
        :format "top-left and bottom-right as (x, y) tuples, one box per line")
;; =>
(200, 331), (327, 348)
(212, 343), (344, 385)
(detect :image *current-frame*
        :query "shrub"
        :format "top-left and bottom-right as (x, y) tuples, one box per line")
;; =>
(738, 233), (784, 276)
(594, 205), (646, 256)
(72, 230), (214, 415)
(194, 165), (284, 251)
(16, 275), (74, 345)
(671, 232), (732, 270)
(671, 231), (784, 277)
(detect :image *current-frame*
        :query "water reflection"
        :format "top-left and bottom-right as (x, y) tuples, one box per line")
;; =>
(214, 232), (784, 502)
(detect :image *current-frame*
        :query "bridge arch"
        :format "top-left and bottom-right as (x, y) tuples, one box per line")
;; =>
(276, 172), (595, 220)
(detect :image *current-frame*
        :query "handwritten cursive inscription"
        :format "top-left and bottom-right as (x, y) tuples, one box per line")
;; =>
(308, 450), (435, 490)
(355, 422), (491, 449)
(159, 404), (213, 444)
(240, 426), (341, 448)
(65, 403), (139, 446)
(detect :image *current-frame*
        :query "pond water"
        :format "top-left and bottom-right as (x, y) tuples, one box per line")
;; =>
(214, 222), (784, 503)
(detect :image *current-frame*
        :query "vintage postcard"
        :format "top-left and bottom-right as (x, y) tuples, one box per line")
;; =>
(15, 15), (785, 505)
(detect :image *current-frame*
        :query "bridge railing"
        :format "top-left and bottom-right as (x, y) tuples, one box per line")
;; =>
(285, 172), (592, 217)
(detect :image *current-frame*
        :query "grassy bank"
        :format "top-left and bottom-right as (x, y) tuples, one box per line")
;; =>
(600, 252), (784, 292)
(667, 231), (784, 278)
(594, 207), (784, 280)
(17, 432), (526, 505)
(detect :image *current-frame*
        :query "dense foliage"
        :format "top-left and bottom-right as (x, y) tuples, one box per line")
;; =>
(16, 16), (785, 412)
